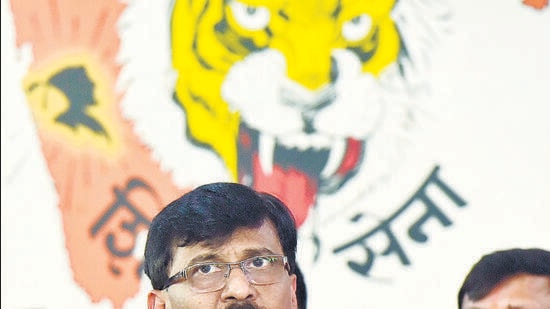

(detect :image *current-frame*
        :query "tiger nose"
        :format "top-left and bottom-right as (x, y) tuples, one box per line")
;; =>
(287, 53), (333, 90)
(280, 23), (337, 90)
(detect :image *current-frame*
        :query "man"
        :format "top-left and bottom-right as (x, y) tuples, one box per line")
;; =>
(458, 248), (550, 309)
(144, 182), (302, 309)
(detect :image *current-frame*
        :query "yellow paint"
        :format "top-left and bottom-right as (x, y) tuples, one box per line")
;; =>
(22, 54), (123, 158)
(171, 0), (400, 179)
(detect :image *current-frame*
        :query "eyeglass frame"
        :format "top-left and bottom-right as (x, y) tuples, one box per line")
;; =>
(162, 254), (290, 291)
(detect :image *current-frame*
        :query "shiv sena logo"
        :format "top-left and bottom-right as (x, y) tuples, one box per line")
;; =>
(16, 0), (550, 307)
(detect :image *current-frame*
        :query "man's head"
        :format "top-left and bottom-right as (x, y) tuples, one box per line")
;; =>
(144, 182), (299, 309)
(458, 248), (550, 309)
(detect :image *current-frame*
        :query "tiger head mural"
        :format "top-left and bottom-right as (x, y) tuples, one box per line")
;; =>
(170, 0), (446, 227)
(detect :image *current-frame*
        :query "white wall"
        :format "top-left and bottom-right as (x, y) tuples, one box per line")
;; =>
(2, 0), (549, 308)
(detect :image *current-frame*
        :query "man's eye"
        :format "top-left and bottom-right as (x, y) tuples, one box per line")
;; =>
(250, 256), (271, 268)
(196, 264), (221, 275)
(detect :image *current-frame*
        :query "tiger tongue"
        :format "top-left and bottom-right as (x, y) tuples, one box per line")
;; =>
(251, 154), (317, 228)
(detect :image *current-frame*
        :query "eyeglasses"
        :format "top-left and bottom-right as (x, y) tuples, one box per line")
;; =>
(163, 255), (289, 292)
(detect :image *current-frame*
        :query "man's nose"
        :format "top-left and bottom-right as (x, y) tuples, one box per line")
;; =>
(220, 265), (255, 301)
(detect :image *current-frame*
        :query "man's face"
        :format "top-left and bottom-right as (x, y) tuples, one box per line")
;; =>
(149, 220), (297, 309)
(461, 273), (550, 309)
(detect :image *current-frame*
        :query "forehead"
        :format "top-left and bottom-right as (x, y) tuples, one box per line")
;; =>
(462, 274), (550, 309)
(170, 220), (283, 271)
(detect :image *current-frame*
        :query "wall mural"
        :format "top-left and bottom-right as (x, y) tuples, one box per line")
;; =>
(2, 0), (548, 308)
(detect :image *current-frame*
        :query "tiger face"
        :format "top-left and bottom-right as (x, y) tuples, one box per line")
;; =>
(171, 0), (411, 226)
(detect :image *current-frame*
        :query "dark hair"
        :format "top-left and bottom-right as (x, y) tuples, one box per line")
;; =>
(458, 248), (550, 308)
(295, 263), (307, 309)
(144, 182), (298, 290)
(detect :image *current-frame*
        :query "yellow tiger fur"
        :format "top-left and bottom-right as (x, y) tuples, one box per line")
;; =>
(170, 0), (401, 179)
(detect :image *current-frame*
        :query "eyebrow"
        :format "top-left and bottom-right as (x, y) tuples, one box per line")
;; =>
(240, 248), (278, 258)
(186, 253), (221, 266)
(186, 248), (278, 266)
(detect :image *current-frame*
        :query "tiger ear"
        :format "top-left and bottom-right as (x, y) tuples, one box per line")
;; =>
(148, 290), (167, 309)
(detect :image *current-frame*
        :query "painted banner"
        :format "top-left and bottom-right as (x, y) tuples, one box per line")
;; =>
(1, 0), (549, 308)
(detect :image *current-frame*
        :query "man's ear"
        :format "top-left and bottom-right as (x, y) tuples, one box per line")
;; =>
(290, 273), (298, 309)
(148, 290), (167, 309)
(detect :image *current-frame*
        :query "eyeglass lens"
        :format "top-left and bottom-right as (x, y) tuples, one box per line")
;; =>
(186, 255), (287, 292)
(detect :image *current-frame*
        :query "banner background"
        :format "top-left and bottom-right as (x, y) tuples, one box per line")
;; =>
(2, 0), (549, 308)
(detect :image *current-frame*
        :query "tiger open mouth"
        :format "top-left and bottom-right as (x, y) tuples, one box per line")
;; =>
(237, 122), (365, 227)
